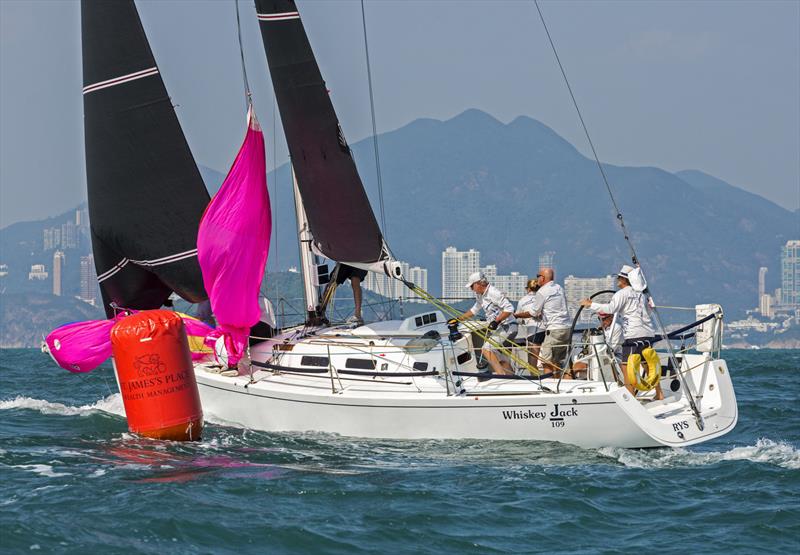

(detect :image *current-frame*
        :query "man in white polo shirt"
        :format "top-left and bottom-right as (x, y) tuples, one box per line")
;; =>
(580, 264), (663, 400)
(530, 268), (571, 375)
(456, 272), (516, 376)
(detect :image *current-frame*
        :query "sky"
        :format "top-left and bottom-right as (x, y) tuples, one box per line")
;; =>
(0, 0), (798, 228)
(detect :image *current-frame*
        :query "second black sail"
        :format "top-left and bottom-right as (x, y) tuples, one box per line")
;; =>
(254, 0), (388, 268)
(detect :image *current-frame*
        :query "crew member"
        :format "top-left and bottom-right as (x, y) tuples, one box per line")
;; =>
(335, 263), (367, 325)
(514, 278), (544, 367)
(457, 272), (516, 376)
(580, 264), (663, 399)
(530, 268), (571, 375)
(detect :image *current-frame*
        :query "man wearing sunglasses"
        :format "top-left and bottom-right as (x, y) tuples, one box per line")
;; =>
(529, 268), (571, 375)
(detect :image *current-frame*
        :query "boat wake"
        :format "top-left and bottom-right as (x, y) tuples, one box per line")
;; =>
(598, 437), (800, 470)
(0, 395), (125, 418)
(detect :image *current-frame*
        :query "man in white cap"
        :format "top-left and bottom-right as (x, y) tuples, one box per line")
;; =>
(456, 271), (516, 376)
(580, 264), (663, 399)
(530, 268), (572, 375)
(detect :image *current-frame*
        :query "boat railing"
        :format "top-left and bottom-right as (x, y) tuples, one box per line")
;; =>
(245, 298), (723, 396)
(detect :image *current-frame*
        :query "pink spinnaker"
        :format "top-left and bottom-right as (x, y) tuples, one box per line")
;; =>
(45, 313), (214, 373)
(45, 316), (121, 373)
(197, 107), (271, 366)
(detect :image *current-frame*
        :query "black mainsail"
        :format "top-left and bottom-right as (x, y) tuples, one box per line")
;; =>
(81, 0), (210, 316)
(254, 0), (388, 267)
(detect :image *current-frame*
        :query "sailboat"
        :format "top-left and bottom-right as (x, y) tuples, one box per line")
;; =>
(61, 0), (737, 449)
(191, 0), (738, 448)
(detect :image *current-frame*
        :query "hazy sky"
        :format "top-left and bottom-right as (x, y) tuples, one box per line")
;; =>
(1, 0), (798, 228)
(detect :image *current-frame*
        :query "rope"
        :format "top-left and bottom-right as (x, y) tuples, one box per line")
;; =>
(359, 0), (388, 240)
(407, 284), (547, 377)
(234, 0), (252, 104)
(532, 0), (635, 266)
(270, 97), (280, 319)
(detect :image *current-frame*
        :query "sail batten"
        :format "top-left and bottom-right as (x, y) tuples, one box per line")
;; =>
(81, 0), (210, 316)
(254, 0), (387, 266)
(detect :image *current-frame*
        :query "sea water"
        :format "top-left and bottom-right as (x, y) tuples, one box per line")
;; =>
(1, 349), (798, 554)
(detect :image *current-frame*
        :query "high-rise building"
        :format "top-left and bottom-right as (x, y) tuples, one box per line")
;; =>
(538, 251), (555, 274)
(477, 265), (527, 301)
(758, 267), (768, 299)
(406, 266), (428, 303)
(759, 294), (773, 318)
(364, 261), (407, 300)
(481, 264), (497, 283)
(28, 264), (48, 280)
(61, 220), (78, 249)
(76, 208), (90, 244)
(494, 272), (528, 301)
(363, 261), (429, 303)
(52, 250), (65, 296)
(564, 275), (615, 323)
(781, 240), (799, 307)
(43, 227), (61, 251)
(80, 254), (98, 305)
(442, 247), (480, 301)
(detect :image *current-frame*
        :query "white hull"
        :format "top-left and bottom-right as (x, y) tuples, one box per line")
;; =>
(193, 315), (738, 449)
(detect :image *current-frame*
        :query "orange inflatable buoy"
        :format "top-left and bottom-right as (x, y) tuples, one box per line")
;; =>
(110, 310), (203, 441)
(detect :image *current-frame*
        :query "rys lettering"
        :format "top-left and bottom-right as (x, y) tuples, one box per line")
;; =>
(672, 420), (690, 432)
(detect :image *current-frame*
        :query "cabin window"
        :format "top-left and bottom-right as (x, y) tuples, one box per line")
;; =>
(414, 312), (438, 327)
(413, 362), (429, 371)
(345, 358), (376, 370)
(457, 352), (471, 365)
(300, 356), (329, 367)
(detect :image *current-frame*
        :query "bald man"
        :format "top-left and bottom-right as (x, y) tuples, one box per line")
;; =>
(530, 268), (571, 375)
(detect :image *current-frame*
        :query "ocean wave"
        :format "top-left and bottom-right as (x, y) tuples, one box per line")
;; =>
(14, 464), (70, 478)
(0, 394), (125, 418)
(599, 438), (800, 469)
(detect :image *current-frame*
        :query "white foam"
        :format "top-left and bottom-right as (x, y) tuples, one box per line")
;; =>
(15, 464), (70, 478)
(599, 438), (800, 470)
(0, 394), (125, 418)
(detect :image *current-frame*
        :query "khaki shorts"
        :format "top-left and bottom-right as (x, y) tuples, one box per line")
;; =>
(540, 328), (571, 367)
(483, 323), (517, 352)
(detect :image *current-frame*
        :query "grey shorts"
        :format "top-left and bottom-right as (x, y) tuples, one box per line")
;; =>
(540, 328), (571, 366)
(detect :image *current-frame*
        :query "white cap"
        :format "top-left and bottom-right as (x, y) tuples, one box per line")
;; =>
(464, 271), (485, 289)
(618, 264), (635, 279)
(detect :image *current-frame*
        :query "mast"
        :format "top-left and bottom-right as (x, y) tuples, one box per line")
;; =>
(291, 165), (323, 320)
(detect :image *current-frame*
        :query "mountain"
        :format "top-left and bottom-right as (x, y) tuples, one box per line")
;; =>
(0, 292), (105, 347)
(265, 109), (797, 317)
(1, 109), (796, 337)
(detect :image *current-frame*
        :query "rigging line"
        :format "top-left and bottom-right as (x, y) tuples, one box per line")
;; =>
(271, 96), (281, 311)
(532, 0), (637, 265)
(533, 1), (703, 427)
(235, 0), (252, 103)
(360, 0), (388, 243)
